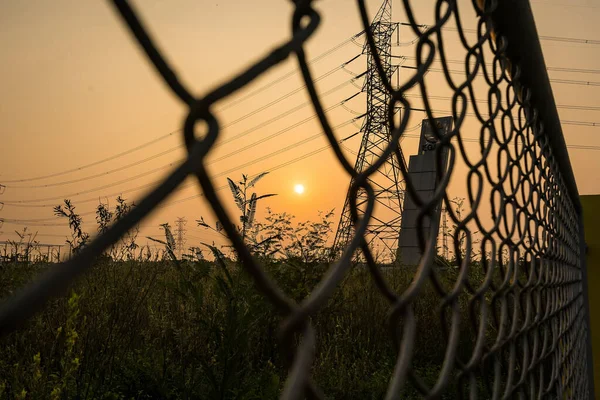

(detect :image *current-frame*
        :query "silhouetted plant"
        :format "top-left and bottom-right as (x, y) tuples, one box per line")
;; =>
(446, 197), (481, 265)
(54, 200), (89, 256)
(196, 172), (276, 247)
(95, 196), (139, 261)
(147, 223), (177, 261)
(95, 202), (113, 236)
(250, 208), (294, 259)
(137, 244), (153, 262)
(285, 209), (335, 264)
(183, 246), (205, 262)
(6, 228), (39, 263)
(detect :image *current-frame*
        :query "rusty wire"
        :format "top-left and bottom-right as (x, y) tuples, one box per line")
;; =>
(0, 0), (592, 398)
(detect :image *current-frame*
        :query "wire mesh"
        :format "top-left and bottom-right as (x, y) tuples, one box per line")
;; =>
(0, 0), (593, 398)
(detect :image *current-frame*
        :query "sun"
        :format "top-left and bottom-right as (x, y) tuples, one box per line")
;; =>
(294, 184), (305, 195)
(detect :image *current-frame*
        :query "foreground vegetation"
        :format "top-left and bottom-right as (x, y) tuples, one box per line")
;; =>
(0, 257), (492, 400)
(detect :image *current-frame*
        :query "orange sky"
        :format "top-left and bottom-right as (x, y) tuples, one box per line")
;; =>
(1, 0), (599, 250)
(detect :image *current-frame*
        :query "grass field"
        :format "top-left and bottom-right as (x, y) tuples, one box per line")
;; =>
(0, 257), (496, 400)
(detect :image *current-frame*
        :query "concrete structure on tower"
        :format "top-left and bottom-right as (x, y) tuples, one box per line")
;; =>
(397, 116), (452, 266)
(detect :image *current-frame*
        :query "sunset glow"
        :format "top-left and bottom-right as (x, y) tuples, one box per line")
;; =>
(294, 184), (305, 195)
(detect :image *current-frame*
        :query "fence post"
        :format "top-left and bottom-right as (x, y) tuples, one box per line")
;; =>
(491, 0), (595, 395)
(579, 211), (596, 398)
(490, 0), (579, 200)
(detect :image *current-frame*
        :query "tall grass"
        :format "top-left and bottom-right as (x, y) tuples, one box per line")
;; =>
(0, 257), (497, 399)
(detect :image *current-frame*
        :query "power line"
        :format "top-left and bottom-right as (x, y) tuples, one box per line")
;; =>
(139, 129), (366, 211)
(6, 27), (598, 186)
(0, 224), (225, 239)
(556, 104), (600, 111)
(399, 103), (600, 129)
(1, 102), (361, 206)
(1, 128), (366, 227)
(398, 55), (600, 75)
(0, 119), (362, 219)
(4, 98), (600, 211)
(531, 1), (600, 9)
(8, 114), (598, 229)
(400, 64), (600, 89)
(399, 22), (600, 45)
(6, 32), (600, 221)
(3, 62), (346, 185)
(2, 131), (179, 184)
(398, 65), (600, 127)
(4, 92), (600, 212)
(549, 78), (600, 86)
(0, 228), (223, 246)
(220, 30), (364, 112)
(6, 78), (360, 189)
(402, 93), (600, 112)
(11, 125), (402, 221)
(2, 34), (361, 184)
(547, 66), (600, 75)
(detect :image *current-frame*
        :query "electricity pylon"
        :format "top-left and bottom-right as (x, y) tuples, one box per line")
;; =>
(175, 217), (187, 259)
(332, 0), (405, 262)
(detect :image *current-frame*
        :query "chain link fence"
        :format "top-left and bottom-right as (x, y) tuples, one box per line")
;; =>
(0, 0), (594, 398)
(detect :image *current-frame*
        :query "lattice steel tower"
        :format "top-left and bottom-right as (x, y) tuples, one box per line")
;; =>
(175, 217), (187, 259)
(332, 0), (405, 261)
